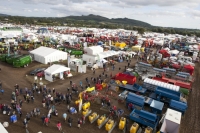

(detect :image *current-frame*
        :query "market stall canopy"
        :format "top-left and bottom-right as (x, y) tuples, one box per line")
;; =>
(45, 64), (70, 75)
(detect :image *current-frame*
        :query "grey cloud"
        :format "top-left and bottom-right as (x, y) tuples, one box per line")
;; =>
(189, 10), (200, 18)
(12, 0), (200, 7)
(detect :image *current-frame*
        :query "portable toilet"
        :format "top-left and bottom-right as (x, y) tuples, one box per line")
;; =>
(160, 108), (181, 133)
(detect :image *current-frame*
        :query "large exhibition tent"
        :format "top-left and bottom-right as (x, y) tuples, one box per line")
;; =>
(30, 46), (68, 64)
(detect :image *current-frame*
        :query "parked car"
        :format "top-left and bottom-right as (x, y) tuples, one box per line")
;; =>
(37, 71), (45, 77)
(29, 68), (45, 75)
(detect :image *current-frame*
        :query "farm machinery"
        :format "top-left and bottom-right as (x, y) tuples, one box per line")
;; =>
(88, 112), (99, 123)
(129, 109), (159, 132)
(105, 119), (117, 133)
(118, 117), (127, 133)
(126, 92), (145, 110)
(82, 102), (92, 117)
(130, 122), (142, 133)
(97, 115), (109, 129)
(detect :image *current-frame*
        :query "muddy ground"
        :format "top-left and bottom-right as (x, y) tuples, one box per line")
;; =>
(0, 55), (199, 133)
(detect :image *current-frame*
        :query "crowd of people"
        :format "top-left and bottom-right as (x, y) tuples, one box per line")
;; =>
(0, 53), (135, 133)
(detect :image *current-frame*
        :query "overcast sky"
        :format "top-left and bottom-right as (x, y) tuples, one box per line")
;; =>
(0, 0), (200, 29)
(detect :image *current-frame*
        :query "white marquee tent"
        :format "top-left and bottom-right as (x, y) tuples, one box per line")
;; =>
(84, 46), (103, 55)
(98, 50), (120, 59)
(44, 64), (70, 82)
(30, 46), (68, 64)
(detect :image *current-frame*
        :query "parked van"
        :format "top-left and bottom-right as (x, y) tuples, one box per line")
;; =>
(13, 55), (32, 67)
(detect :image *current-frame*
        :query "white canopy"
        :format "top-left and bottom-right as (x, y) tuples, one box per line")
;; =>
(170, 50), (179, 55)
(30, 46), (68, 64)
(84, 46), (103, 55)
(98, 50), (120, 59)
(44, 64), (70, 82)
(45, 64), (70, 75)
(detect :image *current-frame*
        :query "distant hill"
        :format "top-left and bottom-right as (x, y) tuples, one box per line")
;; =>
(0, 13), (10, 16)
(65, 14), (152, 27)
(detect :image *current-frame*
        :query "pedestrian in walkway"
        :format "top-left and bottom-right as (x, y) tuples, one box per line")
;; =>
(57, 121), (62, 131)
(44, 117), (49, 126)
(112, 64), (115, 70)
(23, 118), (28, 128)
(68, 117), (73, 127)
(63, 113), (67, 122)
(77, 118), (81, 128)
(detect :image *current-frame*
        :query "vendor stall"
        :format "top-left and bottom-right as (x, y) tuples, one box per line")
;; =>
(44, 64), (71, 82)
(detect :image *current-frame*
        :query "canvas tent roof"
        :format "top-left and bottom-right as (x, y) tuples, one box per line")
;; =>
(45, 64), (70, 75)
(30, 46), (66, 57)
(98, 50), (120, 58)
(84, 46), (103, 55)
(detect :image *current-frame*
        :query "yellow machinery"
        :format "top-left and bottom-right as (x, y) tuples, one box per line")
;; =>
(75, 91), (85, 105)
(115, 80), (121, 85)
(82, 102), (92, 117)
(88, 112), (99, 123)
(130, 122), (139, 133)
(82, 102), (90, 111)
(122, 80), (127, 86)
(102, 82), (107, 88)
(132, 45), (141, 52)
(119, 117), (126, 132)
(97, 115), (109, 129)
(86, 87), (95, 92)
(145, 126), (153, 133)
(140, 47), (145, 53)
(115, 42), (126, 49)
(105, 119), (117, 133)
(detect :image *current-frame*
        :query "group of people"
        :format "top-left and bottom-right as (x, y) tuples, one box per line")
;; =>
(0, 53), (134, 132)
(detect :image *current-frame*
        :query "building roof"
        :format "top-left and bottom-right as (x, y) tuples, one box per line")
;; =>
(45, 64), (70, 75)
(30, 46), (67, 58)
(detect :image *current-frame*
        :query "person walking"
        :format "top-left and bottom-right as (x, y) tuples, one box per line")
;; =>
(44, 117), (49, 126)
(23, 118), (28, 128)
(68, 117), (73, 127)
(63, 113), (67, 122)
(57, 121), (62, 131)
(77, 118), (81, 128)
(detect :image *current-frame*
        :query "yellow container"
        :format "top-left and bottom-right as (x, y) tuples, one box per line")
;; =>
(89, 112), (97, 122)
(97, 115), (106, 126)
(119, 117), (126, 130)
(105, 119), (114, 131)
(130, 123), (139, 133)
(145, 126), (153, 133)
(82, 109), (88, 116)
